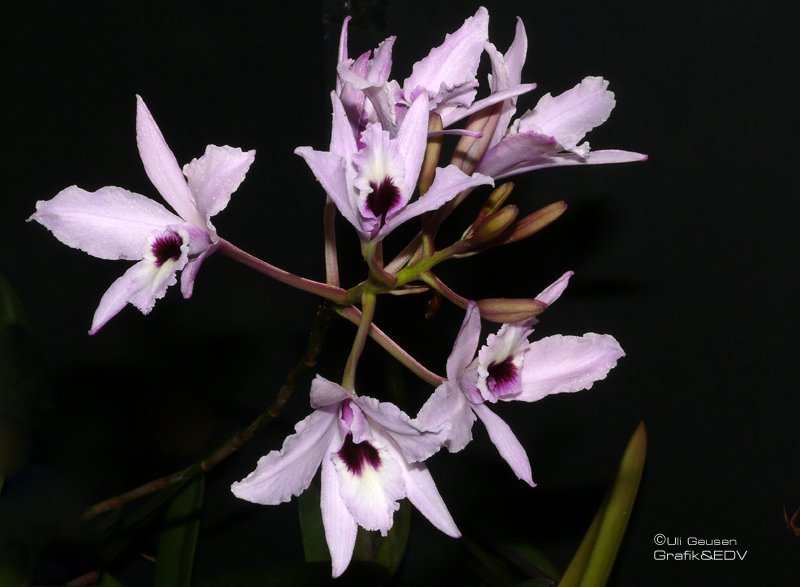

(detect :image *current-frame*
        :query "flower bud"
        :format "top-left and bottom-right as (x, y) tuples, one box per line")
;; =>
(418, 113), (443, 195)
(477, 297), (547, 323)
(469, 205), (518, 247)
(470, 182), (515, 231)
(504, 201), (567, 244)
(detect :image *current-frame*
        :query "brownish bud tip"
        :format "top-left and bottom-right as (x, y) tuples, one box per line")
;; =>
(477, 297), (547, 323)
(470, 205), (519, 246)
(504, 201), (568, 244)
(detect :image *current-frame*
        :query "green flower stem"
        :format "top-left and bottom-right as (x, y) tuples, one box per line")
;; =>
(341, 291), (377, 391)
(81, 304), (335, 523)
(323, 198), (340, 287)
(217, 239), (347, 304)
(336, 305), (445, 387)
(419, 272), (469, 309)
(394, 241), (468, 287)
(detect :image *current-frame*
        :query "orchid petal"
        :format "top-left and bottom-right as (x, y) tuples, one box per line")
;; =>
(475, 131), (558, 179)
(329, 92), (359, 159)
(517, 333), (625, 402)
(295, 147), (361, 231)
(472, 403), (534, 486)
(231, 406), (338, 505)
(180, 242), (218, 299)
(442, 83), (536, 128)
(30, 185), (183, 261)
(336, 16), (352, 92)
(536, 271), (573, 306)
(403, 7), (489, 105)
(310, 375), (352, 408)
(321, 452), (358, 577)
(446, 302), (482, 378)
(355, 395), (442, 462)
(89, 230), (188, 334)
(415, 382), (475, 453)
(378, 165), (493, 240)
(485, 18), (528, 146)
(399, 457), (460, 538)
(332, 430), (404, 536)
(395, 94), (429, 199)
(135, 96), (204, 227)
(183, 145), (255, 224)
(517, 77), (616, 151)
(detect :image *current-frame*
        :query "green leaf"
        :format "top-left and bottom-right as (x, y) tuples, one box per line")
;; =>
(463, 536), (523, 587)
(497, 541), (560, 583)
(373, 498), (411, 575)
(0, 275), (27, 330)
(99, 571), (128, 587)
(560, 421), (647, 587)
(0, 540), (31, 587)
(154, 474), (205, 587)
(297, 483), (328, 563)
(195, 561), (390, 587)
(89, 479), (189, 562)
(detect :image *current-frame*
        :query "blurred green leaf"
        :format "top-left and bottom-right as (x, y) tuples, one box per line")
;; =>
(154, 475), (204, 587)
(497, 541), (560, 583)
(373, 499), (411, 575)
(195, 560), (390, 587)
(99, 571), (127, 587)
(0, 275), (41, 481)
(514, 580), (558, 587)
(298, 483), (328, 563)
(0, 275), (27, 330)
(463, 536), (523, 587)
(0, 540), (31, 587)
(88, 479), (189, 562)
(560, 421), (647, 587)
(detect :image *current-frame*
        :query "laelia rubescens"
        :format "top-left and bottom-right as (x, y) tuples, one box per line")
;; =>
(232, 376), (458, 577)
(335, 7), (536, 137)
(416, 272), (625, 485)
(477, 15), (646, 179)
(29, 96), (255, 334)
(296, 92), (492, 242)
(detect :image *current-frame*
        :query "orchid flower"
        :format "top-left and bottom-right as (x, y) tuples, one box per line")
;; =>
(296, 92), (493, 242)
(232, 376), (458, 577)
(336, 7), (536, 137)
(476, 76), (647, 179)
(416, 272), (625, 485)
(29, 96), (255, 334)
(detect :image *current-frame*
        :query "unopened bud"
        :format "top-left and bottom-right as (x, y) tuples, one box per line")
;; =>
(470, 182), (515, 231)
(477, 297), (547, 323)
(419, 113), (444, 195)
(504, 201), (567, 244)
(469, 205), (519, 246)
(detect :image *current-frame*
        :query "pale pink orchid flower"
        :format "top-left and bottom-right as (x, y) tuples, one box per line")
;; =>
(416, 272), (625, 485)
(296, 92), (493, 241)
(29, 96), (255, 334)
(335, 7), (536, 137)
(232, 376), (459, 577)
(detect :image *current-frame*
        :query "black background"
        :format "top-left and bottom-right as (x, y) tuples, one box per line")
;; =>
(2, 1), (799, 585)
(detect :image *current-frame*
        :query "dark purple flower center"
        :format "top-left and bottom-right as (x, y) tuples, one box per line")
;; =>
(487, 357), (518, 396)
(367, 177), (401, 226)
(151, 233), (183, 267)
(338, 434), (381, 476)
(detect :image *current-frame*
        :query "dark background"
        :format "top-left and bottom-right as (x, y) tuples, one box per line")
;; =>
(2, 1), (798, 585)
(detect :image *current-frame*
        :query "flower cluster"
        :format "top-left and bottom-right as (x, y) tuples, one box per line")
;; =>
(29, 6), (644, 578)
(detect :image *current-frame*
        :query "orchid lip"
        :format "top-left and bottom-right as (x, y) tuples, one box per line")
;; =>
(487, 357), (519, 397)
(151, 231), (184, 267)
(338, 433), (382, 476)
(366, 176), (401, 224)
